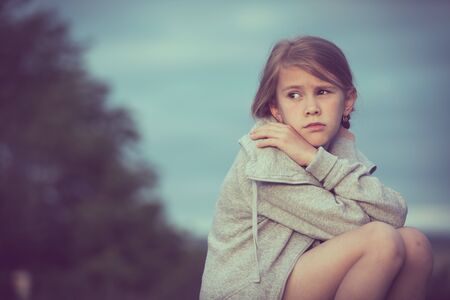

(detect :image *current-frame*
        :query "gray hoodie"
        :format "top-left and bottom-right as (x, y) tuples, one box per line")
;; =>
(200, 117), (408, 300)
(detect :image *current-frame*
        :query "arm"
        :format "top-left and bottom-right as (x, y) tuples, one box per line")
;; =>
(256, 180), (372, 241)
(236, 146), (371, 241)
(252, 147), (406, 241)
(306, 145), (408, 228)
(247, 123), (407, 240)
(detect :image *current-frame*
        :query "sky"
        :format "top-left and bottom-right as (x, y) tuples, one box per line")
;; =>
(32, 0), (450, 236)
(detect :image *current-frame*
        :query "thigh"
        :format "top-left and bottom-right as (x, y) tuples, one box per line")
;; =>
(283, 222), (380, 300)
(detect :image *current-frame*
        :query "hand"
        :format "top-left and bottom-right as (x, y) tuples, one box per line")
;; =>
(336, 126), (355, 141)
(249, 122), (318, 167)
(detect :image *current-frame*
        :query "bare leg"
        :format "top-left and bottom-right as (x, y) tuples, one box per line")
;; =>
(334, 222), (406, 300)
(386, 227), (434, 300)
(282, 221), (405, 300)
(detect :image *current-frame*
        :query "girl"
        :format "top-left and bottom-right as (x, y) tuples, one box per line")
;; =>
(200, 36), (433, 300)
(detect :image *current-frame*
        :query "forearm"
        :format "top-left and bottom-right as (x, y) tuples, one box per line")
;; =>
(306, 147), (408, 227)
(257, 182), (371, 240)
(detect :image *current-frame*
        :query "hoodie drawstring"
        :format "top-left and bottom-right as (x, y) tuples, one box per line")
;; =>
(251, 181), (261, 283)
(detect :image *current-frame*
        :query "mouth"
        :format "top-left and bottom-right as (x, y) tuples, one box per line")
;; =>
(304, 122), (326, 131)
(304, 122), (325, 128)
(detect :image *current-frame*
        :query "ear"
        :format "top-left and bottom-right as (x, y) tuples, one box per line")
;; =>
(343, 88), (357, 116)
(269, 103), (283, 122)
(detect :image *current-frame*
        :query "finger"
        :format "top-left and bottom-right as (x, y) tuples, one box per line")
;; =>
(250, 127), (281, 140)
(256, 138), (278, 148)
(251, 122), (284, 132)
(269, 122), (289, 129)
(260, 121), (292, 131)
(261, 122), (288, 130)
(251, 123), (286, 137)
(265, 123), (293, 136)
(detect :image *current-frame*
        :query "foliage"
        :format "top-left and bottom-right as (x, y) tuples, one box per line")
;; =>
(0, 1), (205, 299)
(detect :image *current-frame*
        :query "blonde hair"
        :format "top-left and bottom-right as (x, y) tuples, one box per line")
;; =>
(251, 35), (357, 128)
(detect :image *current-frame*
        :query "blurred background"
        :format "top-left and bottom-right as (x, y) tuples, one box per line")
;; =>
(1, 0), (449, 299)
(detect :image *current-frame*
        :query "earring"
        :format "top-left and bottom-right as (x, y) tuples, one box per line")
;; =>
(341, 114), (350, 129)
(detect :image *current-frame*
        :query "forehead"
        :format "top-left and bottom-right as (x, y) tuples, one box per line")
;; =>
(277, 66), (333, 88)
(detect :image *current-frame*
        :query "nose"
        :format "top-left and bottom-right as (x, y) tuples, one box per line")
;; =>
(304, 97), (320, 116)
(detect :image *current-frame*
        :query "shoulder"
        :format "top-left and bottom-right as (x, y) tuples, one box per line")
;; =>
(236, 116), (283, 167)
(355, 147), (377, 174)
(328, 136), (377, 175)
(237, 133), (320, 185)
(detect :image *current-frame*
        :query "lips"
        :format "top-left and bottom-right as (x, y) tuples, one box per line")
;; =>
(304, 122), (325, 128)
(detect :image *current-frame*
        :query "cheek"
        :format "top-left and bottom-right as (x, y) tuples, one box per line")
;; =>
(326, 101), (345, 120)
(276, 101), (294, 117)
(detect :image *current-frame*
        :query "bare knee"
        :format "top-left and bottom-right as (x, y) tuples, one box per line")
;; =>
(360, 221), (406, 268)
(397, 227), (434, 274)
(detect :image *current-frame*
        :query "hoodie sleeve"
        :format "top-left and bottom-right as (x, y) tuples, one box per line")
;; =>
(305, 145), (408, 228)
(256, 180), (373, 241)
(237, 148), (367, 241)
(251, 147), (407, 241)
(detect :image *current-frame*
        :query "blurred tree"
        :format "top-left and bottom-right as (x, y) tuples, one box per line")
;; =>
(0, 1), (206, 299)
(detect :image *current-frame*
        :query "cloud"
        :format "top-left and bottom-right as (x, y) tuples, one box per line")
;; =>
(86, 37), (263, 75)
(232, 3), (284, 32)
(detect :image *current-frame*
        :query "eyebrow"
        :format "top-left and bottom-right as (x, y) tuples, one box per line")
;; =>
(281, 85), (337, 92)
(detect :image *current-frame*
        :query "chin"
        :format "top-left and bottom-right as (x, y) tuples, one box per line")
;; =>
(307, 137), (330, 148)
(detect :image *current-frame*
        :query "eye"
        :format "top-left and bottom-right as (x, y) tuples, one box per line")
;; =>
(318, 89), (331, 95)
(287, 92), (301, 99)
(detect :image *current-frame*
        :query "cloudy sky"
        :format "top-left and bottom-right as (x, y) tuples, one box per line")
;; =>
(34, 0), (450, 236)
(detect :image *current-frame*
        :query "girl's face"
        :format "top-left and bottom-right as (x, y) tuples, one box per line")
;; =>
(270, 66), (356, 149)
